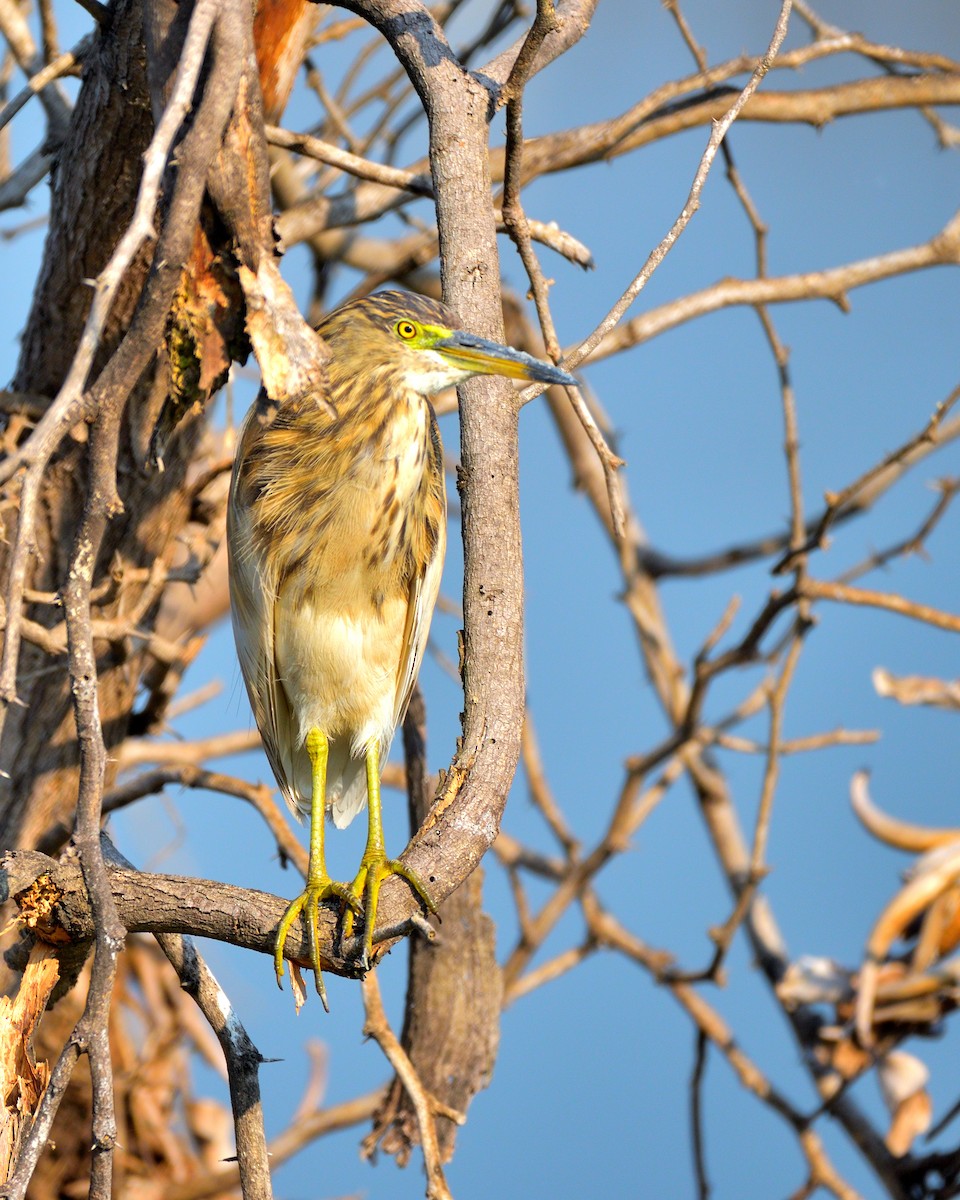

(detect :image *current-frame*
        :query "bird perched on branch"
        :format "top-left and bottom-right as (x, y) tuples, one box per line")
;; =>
(227, 289), (577, 1007)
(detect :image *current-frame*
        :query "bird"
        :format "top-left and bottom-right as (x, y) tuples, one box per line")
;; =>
(227, 289), (578, 1008)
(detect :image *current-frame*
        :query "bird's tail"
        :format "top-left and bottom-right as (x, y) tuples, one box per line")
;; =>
(287, 734), (393, 829)
(327, 739), (369, 829)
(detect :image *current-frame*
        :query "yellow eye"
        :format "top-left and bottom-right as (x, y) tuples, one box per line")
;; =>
(396, 320), (417, 340)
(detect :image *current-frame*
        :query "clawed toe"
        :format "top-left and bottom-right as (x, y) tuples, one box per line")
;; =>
(343, 857), (437, 969)
(274, 877), (358, 1011)
(272, 858), (437, 1004)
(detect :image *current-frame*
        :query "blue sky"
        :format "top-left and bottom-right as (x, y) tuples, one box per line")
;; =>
(3, 2), (960, 1197)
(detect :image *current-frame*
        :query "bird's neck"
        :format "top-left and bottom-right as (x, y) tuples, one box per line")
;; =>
(236, 384), (439, 558)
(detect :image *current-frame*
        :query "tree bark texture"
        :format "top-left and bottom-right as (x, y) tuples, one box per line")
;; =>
(0, 0), (197, 855)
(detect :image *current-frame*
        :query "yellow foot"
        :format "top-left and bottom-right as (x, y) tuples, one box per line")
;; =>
(274, 877), (361, 1011)
(343, 857), (437, 969)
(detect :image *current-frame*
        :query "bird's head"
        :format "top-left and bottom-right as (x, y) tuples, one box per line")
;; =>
(317, 290), (578, 398)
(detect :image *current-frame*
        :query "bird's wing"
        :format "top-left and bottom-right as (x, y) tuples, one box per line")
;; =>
(393, 503), (446, 734)
(227, 411), (303, 819)
(392, 408), (448, 731)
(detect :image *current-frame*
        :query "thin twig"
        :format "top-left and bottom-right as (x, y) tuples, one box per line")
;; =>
(535, 0), (795, 383)
(361, 972), (453, 1200)
(0, 34), (89, 134)
(156, 935), (272, 1199)
(777, 388), (960, 573)
(799, 578), (960, 636)
(690, 1029), (711, 1200)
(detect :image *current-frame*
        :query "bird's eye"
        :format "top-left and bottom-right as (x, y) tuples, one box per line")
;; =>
(396, 320), (417, 340)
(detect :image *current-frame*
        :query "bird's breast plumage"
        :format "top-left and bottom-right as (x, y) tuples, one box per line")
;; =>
(239, 391), (441, 588)
(228, 378), (446, 826)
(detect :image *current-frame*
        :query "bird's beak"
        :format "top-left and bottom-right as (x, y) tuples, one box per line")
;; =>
(435, 331), (579, 388)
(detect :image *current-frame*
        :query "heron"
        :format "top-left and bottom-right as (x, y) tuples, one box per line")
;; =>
(227, 289), (577, 1007)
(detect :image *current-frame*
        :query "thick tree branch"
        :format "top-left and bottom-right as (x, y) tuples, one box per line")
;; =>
(325, 0), (531, 939)
(2, 847), (366, 978)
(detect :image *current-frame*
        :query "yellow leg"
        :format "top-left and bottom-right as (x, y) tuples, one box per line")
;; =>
(274, 728), (360, 1010)
(343, 738), (437, 968)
